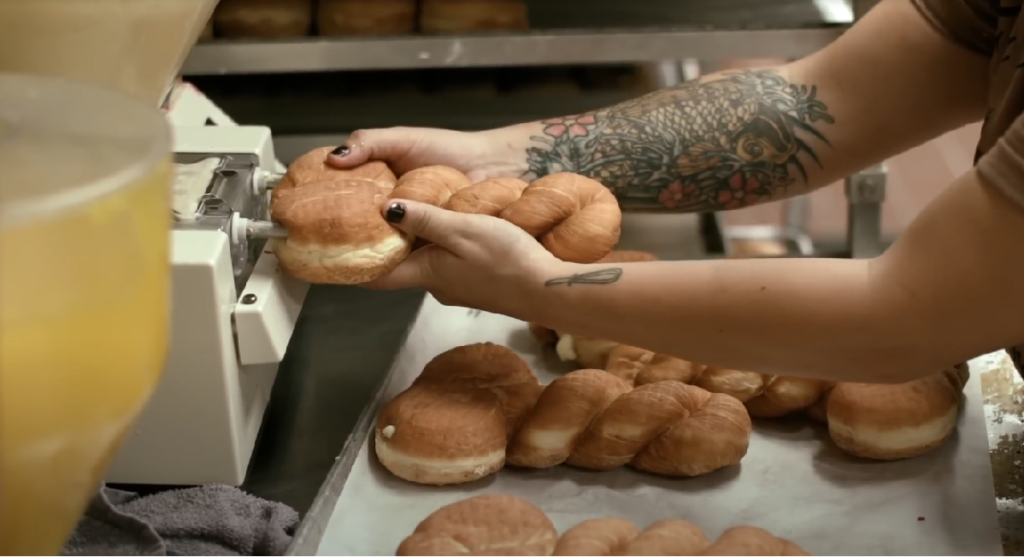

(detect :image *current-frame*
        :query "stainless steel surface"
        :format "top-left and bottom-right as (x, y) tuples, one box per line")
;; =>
(182, 27), (845, 75)
(312, 296), (1002, 555)
(239, 286), (427, 518)
(724, 224), (815, 256)
(845, 164), (887, 259)
(172, 154), (270, 292)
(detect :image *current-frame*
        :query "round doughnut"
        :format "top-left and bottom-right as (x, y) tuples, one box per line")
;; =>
(826, 364), (969, 460)
(375, 343), (542, 485)
(274, 146), (397, 197)
(270, 180), (410, 284)
(396, 494), (558, 556)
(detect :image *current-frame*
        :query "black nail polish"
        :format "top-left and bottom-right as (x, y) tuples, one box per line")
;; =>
(331, 145), (350, 157)
(385, 202), (406, 223)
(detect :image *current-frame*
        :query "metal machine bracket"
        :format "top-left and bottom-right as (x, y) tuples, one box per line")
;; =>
(844, 164), (887, 259)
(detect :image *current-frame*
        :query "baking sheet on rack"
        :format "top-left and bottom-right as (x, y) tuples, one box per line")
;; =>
(315, 296), (1002, 556)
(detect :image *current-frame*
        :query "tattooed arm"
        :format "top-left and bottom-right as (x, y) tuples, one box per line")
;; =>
(489, 0), (988, 210)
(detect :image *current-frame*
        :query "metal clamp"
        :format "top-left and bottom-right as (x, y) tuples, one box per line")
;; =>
(844, 164), (887, 259)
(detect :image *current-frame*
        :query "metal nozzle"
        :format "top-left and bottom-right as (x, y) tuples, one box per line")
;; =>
(264, 172), (285, 190)
(245, 220), (289, 239)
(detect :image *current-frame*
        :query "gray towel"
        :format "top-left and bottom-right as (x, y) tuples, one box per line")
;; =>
(62, 484), (299, 556)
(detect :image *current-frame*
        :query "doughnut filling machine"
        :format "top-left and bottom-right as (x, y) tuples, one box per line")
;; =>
(106, 86), (307, 485)
(0, 0), (305, 488)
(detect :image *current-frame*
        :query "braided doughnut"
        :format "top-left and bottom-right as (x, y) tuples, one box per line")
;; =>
(375, 343), (751, 486)
(272, 150), (622, 283)
(445, 173), (622, 263)
(397, 494), (811, 556)
(530, 310), (972, 463)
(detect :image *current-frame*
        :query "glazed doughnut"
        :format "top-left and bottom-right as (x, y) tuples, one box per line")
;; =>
(317, 0), (417, 36)
(446, 173), (623, 264)
(398, 494), (811, 556)
(825, 363), (969, 460)
(375, 343), (751, 485)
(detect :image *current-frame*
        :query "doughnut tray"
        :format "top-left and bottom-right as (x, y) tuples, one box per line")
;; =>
(303, 296), (1002, 556)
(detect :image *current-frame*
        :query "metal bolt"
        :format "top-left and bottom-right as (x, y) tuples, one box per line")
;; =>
(241, 293), (258, 304)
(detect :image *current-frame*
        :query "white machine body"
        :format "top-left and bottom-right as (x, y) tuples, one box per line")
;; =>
(106, 83), (308, 485)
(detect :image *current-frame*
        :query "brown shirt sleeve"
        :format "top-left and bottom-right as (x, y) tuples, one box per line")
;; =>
(977, 112), (1024, 210)
(910, 0), (999, 55)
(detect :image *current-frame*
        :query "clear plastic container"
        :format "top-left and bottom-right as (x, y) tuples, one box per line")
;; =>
(0, 73), (173, 555)
(0, 0), (218, 106)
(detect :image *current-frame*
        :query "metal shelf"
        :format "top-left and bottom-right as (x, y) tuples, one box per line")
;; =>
(182, 26), (846, 75)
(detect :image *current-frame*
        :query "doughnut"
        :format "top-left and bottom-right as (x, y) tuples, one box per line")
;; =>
(375, 343), (751, 486)
(270, 148), (623, 284)
(398, 494), (811, 556)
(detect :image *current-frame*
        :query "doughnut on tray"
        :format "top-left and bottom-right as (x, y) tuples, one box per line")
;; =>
(306, 296), (1001, 555)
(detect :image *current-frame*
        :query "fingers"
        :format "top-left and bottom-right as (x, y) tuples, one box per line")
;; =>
(325, 127), (418, 169)
(382, 199), (475, 249)
(362, 247), (434, 291)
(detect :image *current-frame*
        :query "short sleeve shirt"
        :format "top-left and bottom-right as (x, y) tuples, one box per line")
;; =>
(912, 0), (1024, 371)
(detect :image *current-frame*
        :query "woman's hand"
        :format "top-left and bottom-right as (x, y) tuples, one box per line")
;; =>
(326, 126), (530, 183)
(364, 199), (562, 319)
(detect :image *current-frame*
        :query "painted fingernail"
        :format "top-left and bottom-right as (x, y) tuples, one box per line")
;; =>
(385, 202), (406, 223)
(331, 145), (350, 157)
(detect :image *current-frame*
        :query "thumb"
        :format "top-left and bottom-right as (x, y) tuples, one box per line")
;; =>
(383, 199), (473, 250)
(325, 127), (418, 169)
(362, 246), (436, 291)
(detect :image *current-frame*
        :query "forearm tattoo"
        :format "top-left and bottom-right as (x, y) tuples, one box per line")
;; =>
(544, 268), (623, 288)
(523, 69), (835, 211)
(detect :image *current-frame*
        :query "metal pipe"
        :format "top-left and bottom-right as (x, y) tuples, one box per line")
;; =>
(246, 220), (289, 239)
(844, 164), (887, 259)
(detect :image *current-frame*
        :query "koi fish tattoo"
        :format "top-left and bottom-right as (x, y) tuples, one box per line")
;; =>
(523, 69), (835, 211)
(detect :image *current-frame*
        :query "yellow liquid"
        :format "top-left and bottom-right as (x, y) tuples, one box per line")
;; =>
(0, 159), (172, 555)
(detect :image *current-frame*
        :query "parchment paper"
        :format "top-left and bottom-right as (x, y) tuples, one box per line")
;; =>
(316, 295), (1002, 556)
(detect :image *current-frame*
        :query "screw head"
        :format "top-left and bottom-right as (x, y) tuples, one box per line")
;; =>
(241, 293), (257, 304)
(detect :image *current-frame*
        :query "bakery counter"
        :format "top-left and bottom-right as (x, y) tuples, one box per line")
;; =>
(182, 26), (843, 75)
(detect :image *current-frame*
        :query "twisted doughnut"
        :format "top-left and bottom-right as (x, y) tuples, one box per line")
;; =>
(396, 494), (810, 556)
(271, 149), (623, 283)
(603, 342), (971, 460)
(445, 174), (622, 263)
(375, 343), (751, 486)
(530, 291), (971, 463)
